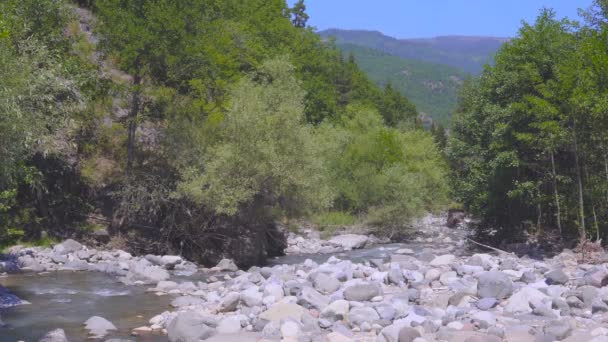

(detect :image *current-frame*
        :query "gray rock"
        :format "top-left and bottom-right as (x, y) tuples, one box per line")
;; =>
(348, 307), (379, 326)
(84, 316), (117, 338)
(321, 299), (349, 321)
(216, 316), (242, 334)
(522, 271), (536, 284)
(566, 296), (584, 308)
(477, 271), (513, 299)
(592, 298), (608, 313)
(216, 259), (238, 272)
(375, 303), (397, 321)
(580, 285), (599, 306)
(298, 286), (329, 310)
(397, 327), (421, 342)
(53, 239), (83, 255)
(545, 269), (568, 285)
(533, 306), (557, 318)
(343, 283), (381, 302)
(505, 287), (548, 314)
(171, 296), (206, 308)
(328, 234), (369, 250)
(168, 311), (217, 342)
(219, 292), (240, 312)
(543, 320), (572, 340)
(429, 254), (456, 266)
(584, 268), (608, 287)
(312, 273), (340, 294)
(39, 328), (68, 342)
(476, 297), (498, 310)
(388, 269), (405, 285)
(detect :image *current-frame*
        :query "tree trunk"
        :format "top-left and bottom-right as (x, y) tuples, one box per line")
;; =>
(593, 205), (599, 241)
(550, 150), (562, 237)
(573, 120), (586, 243)
(126, 74), (142, 174)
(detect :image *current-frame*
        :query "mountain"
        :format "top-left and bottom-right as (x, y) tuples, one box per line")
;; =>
(320, 29), (509, 74)
(338, 43), (470, 125)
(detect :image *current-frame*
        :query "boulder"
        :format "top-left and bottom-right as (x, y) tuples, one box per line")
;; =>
(215, 259), (238, 272)
(348, 307), (379, 326)
(171, 296), (206, 308)
(343, 283), (381, 301)
(298, 286), (329, 310)
(219, 292), (241, 312)
(312, 273), (341, 294)
(504, 287), (549, 314)
(545, 269), (568, 285)
(53, 239), (82, 255)
(39, 328), (68, 342)
(0, 285), (27, 308)
(259, 303), (311, 323)
(543, 320), (572, 340)
(324, 332), (354, 342)
(398, 327), (421, 342)
(84, 316), (117, 338)
(328, 234), (369, 250)
(477, 271), (513, 299)
(429, 254), (456, 267)
(217, 316), (243, 334)
(321, 300), (349, 321)
(168, 312), (217, 342)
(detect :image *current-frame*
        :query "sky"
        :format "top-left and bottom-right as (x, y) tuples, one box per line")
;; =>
(287, 0), (595, 38)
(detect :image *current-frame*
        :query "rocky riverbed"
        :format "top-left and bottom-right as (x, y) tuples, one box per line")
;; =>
(3, 216), (608, 341)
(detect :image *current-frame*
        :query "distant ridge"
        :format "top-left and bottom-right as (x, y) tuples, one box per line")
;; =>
(320, 29), (508, 74)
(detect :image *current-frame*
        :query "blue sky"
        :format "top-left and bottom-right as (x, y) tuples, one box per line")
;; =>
(287, 0), (594, 38)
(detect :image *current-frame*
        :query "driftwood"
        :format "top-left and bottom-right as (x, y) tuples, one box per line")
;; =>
(466, 238), (514, 255)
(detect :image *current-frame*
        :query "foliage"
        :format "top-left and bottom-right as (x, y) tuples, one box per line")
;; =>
(176, 57), (333, 216)
(337, 43), (470, 125)
(448, 5), (608, 245)
(318, 105), (449, 230)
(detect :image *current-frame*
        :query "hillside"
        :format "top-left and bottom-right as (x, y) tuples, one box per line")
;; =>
(338, 43), (470, 125)
(321, 29), (508, 74)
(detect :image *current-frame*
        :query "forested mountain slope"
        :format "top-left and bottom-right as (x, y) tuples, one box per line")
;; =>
(338, 43), (470, 125)
(320, 29), (508, 74)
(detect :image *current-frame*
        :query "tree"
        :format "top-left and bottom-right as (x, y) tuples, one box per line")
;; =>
(290, 0), (309, 28)
(176, 57), (332, 216)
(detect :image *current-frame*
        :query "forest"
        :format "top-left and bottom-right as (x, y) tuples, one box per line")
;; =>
(449, 2), (608, 249)
(1, 0), (608, 267)
(0, 0), (447, 266)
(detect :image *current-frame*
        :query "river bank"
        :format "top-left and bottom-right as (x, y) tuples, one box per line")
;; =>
(2, 215), (608, 341)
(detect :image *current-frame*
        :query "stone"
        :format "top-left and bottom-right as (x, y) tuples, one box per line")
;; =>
(477, 271), (513, 299)
(471, 311), (496, 327)
(324, 332), (354, 342)
(321, 300), (349, 321)
(39, 328), (68, 342)
(463, 335), (501, 342)
(476, 297), (498, 310)
(584, 268), (608, 287)
(215, 259), (238, 272)
(84, 316), (117, 338)
(592, 298), (608, 313)
(429, 254), (456, 266)
(312, 273), (341, 294)
(328, 234), (369, 250)
(398, 327), (421, 342)
(348, 307), (380, 326)
(545, 269), (569, 285)
(53, 239), (82, 255)
(154, 280), (178, 292)
(219, 292), (241, 312)
(259, 303), (310, 323)
(593, 327), (608, 336)
(532, 305), (557, 318)
(298, 286), (329, 310)
(241, 287), (263, 307)
(171, 296), (205, 308)
(343, 283), (381, 301)
(425, 269), (441, 281)
(521, 271), (536, 284)
(280, 321), (300, 338)
(168, 312), (217, 342)
(505, 287), (549, 313)
(388, 269), (405, 285)
(543, 320), (572, 340)
(217, 316), (242, 334)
